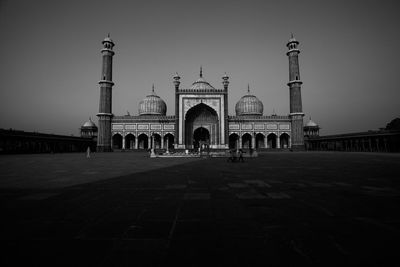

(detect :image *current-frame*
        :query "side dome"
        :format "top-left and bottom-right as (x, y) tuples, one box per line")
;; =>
(235, 85), (264, 116)
(138, 85), (167, 116)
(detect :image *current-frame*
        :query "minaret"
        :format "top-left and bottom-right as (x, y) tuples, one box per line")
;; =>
(286, 34), (305, 150)
(97, 34), (115, 152)
(173, 72), (181, 148)
(222, 72), (229, 148)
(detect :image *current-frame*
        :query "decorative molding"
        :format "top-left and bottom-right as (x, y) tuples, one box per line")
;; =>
(125, 124), (136, 130)
(164, 125), (174, 130)
(112, 124), (123, 130)
(150, 124), (162, 130)
(138, 124), (149, 130)
(279, 124), (290, 130)
(254, 124), (265, 130)
(241, 124), (252, 130)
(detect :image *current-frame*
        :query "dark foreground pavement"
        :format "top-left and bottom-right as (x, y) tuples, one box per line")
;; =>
(1, 152), (400, 266)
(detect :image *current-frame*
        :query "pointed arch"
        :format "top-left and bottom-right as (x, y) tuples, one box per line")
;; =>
(138, 133), (149, 149)
(229, 133), (240, 149)
(112, 133), (123, 149)
(185, 103), (219, 148)
(125, 134), (135, 150)
(267, 133), (277, 149)
(280, 133), (290, 149)
(242, 133), (252, 149)
(153, 133), (162, 149)
(164, 133), (174, 149)
(255, 133), (265, 148)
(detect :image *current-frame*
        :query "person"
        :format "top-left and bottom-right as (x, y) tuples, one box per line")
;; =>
(86, 146), (91, 158)
(232, 149), (237, 162)
(238, 149), (244, 162)
(227, 149), (236, 162)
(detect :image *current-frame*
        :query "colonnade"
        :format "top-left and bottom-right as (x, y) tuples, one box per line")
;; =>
(229, 133), (291, 149)
(112, 132), (174, 150)
(305, 132), (400, 153)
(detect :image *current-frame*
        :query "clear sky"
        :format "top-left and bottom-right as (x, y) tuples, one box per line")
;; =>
(0, 0), (399, 136)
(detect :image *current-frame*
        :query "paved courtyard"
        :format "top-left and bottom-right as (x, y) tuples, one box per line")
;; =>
(1, 151), (400, 266)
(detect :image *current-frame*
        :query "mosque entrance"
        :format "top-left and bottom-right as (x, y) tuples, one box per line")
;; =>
(185, 103), (219, 149)
(193, 127), (210, 149)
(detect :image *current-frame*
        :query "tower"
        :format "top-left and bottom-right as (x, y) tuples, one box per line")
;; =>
(286, 34), (305, 150)
(97, 34), (115, 152)
(173, 72), (180, 148)
(222, 72), (229, 148)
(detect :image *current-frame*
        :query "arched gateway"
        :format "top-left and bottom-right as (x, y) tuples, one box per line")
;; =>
(185, 103), (219, 149)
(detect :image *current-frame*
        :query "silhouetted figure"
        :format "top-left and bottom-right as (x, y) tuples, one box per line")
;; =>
(238, 149), (244, 162)
(228, 149), (237, 162)
(86, 146), (91, 158)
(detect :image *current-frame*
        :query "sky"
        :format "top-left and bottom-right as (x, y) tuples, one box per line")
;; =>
(0, 0), (399, 136)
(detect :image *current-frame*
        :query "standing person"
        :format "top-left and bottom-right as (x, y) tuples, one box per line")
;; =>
(86, 146), (91, 158)
(232, 149), (237, 162)
(238, 149), (244, 162)
(227, 149), (234, 162)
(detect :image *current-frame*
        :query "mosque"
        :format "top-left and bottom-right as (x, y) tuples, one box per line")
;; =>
(84, 34), (307, 152)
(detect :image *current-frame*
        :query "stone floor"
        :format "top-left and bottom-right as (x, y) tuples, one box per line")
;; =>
(1, 151), (400, 266)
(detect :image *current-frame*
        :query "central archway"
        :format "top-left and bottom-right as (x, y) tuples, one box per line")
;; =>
(185, 103), (219, 148)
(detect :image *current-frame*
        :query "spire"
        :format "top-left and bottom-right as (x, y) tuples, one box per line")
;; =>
(173, 72), (180, 88)
(200, 66), (203, 78)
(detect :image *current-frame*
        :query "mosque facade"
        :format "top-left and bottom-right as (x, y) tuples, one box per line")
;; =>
(94, 35), (305, 152)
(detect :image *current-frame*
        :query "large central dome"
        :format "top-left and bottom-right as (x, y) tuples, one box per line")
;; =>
(235, 85), (264, 116)
(190, 67), (216, 90)
(138, 85), (167, 116)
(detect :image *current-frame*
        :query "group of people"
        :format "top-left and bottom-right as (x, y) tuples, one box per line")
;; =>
(228, 149), (244, 162)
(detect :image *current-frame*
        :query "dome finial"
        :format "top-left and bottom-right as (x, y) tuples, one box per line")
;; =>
(247, 84), (250, 94)
(107, 33), (110, 38)
(152, 83), (155, 94)
(200, 66), (203, 78)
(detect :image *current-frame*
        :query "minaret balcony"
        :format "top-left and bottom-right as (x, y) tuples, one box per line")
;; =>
(287, 80), (302, 86)
(286, 48), (300, 56)
(101, 48), (115, 55)
(98, 80), (115, 86)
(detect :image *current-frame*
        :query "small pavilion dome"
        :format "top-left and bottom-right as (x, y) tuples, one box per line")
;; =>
(82, 117), (97, 128)
(235, 85), (264, 116)
(138, 85), (167, 116)
(102, 33), (114, 44)
(305, 118), (318, 127)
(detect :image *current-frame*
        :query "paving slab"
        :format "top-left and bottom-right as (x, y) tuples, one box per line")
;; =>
(1, 151), (400, 266)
